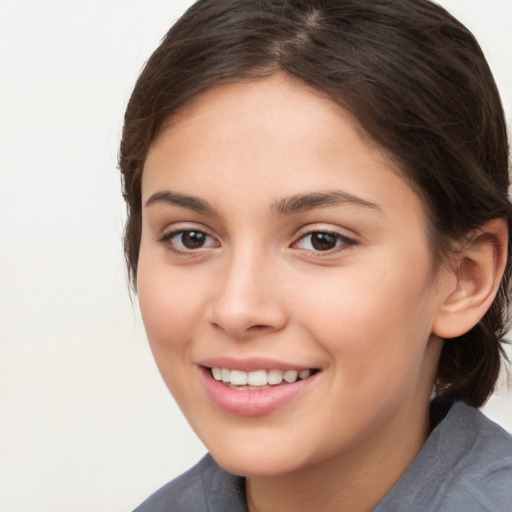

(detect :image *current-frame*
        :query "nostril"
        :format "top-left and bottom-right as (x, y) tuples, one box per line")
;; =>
(245, 324), (277, 335)
(207, 295), (288, 337)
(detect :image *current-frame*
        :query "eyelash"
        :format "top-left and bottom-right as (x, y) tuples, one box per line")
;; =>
(158, 228), (357, 257)
(293, 230), (357, 256)
(158, 229), (218, 256)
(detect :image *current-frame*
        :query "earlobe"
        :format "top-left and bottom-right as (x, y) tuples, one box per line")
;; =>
(433, 218), (508, 339)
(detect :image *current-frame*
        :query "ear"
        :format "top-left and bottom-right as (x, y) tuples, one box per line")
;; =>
(433, 218), (508, 339)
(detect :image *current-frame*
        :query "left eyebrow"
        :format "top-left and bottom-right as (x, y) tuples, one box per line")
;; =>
(271, 191), (382, 216)
(145, 190), (217, 214)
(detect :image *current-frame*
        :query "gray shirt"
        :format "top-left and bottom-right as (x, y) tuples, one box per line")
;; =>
(134, 402), (512, 511)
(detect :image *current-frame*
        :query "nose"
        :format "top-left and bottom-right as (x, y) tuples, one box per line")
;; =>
(206, 249), (288, 340)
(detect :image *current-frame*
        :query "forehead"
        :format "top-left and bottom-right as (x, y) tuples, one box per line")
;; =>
(159, 74), (378, 152)
(143, 73), (423, 222)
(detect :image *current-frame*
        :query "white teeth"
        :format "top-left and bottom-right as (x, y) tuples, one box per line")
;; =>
(299, 369), (311, 379)
(210, 367), (314, 387)
(283, 370), (298, 383)
(227, 383), (271, 390)
(230, 369), (248, 386)
(248, 369), (267, 386)
(267, 369), (284, 385)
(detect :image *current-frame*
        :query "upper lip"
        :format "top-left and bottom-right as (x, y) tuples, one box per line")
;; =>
(198, 357), (317, 372)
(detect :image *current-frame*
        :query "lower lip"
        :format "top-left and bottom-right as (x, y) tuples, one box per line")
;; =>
(200, 367), (318, 417)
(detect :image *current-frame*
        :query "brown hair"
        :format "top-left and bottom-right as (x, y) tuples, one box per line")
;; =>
(119, 0), (512, 407)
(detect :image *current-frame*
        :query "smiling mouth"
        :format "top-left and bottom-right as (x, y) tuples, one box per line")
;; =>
(208, 367), (319, 390)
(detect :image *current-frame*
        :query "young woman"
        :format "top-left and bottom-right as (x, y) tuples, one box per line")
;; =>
(120, 0), (512, 510)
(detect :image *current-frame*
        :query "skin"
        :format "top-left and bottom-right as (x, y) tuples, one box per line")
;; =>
(137, 73), (461, 511)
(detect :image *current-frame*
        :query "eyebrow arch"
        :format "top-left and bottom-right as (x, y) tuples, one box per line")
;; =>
(272, 191), (381, 216)
(145, 190), (217, 214)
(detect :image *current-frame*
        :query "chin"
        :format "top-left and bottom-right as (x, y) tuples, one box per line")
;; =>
(200, 429), (319, 478)
(212, 450), (304, 478)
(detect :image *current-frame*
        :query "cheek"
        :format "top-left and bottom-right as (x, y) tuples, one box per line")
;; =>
(292, 253), (437, 380)
(136, 262), (210, 409)
(137, 258), (208, 353)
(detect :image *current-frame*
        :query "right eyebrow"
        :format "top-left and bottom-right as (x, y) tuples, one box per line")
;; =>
(271, 190), (381, 216)
(145, 190), (217, 214)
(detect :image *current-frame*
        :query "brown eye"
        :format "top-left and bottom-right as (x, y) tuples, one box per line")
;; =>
(161, 229), (218, 252)
(180, 230), (207, 249)
(310, 232), (338, 251)
(295, 231), (356, 252)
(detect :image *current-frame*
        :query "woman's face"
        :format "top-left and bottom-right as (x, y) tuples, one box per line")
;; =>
(137, 73), (452, 477)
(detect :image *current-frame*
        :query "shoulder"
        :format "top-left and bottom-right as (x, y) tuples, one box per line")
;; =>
(132, 453), (247, 512)
(436, 402), (512, 511)
(375, 402), (512, 512)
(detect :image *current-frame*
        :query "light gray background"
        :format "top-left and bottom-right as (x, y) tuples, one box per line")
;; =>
(0, 1), (511, 511)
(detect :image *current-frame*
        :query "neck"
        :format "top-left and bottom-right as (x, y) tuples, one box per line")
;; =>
(246, 402), (430, 512)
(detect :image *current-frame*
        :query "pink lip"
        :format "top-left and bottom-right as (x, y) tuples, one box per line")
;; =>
(199, 356), (312, 372)
(199, 366), (319, 417)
